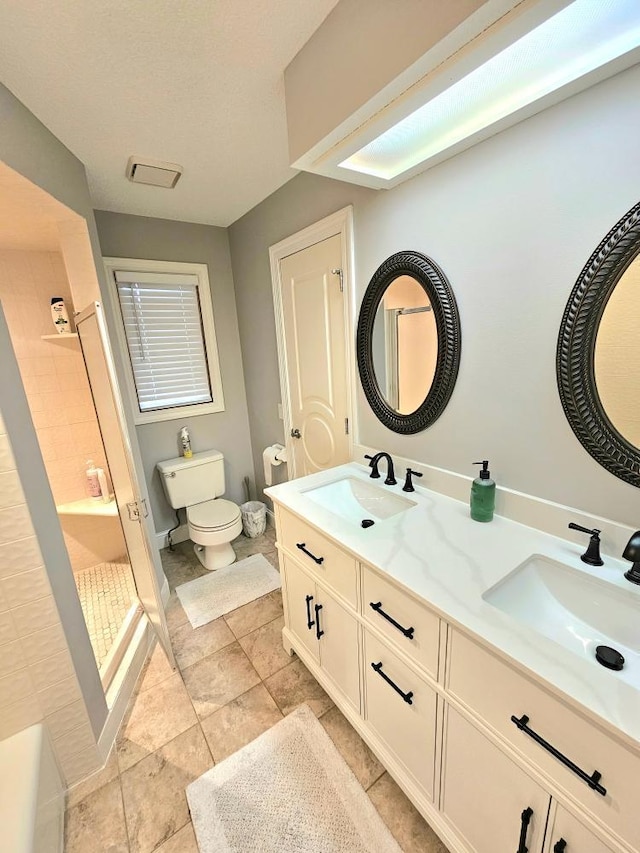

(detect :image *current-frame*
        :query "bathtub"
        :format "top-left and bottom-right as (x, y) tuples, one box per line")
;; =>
(0, 724), (64, 853)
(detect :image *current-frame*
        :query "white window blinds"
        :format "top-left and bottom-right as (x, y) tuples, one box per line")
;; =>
(115, 271), (213, 413)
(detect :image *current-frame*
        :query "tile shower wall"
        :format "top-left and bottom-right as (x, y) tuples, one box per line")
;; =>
(0, 249), (126, 570)
(0, 411), (101, 784)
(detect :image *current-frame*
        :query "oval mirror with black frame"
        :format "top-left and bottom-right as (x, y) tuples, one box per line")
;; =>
(357, 250), (461, 434)
(557, 200), (640, 488)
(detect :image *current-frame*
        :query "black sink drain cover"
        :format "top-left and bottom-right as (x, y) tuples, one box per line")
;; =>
(595, 645), (625, 671)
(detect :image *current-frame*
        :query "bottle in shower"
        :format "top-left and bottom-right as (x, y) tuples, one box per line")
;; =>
(51, 297), (71, 334)
(86, 460), (102, 499)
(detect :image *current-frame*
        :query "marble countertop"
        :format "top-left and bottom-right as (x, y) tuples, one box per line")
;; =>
(266, 462), (640, 747)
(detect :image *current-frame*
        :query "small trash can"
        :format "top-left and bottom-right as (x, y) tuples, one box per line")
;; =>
(240, 500), (267, 538)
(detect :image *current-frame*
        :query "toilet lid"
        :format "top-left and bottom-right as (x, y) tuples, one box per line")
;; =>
(187, 499), (241, 531)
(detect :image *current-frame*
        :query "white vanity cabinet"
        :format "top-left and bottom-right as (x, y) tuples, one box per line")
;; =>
(441, 706), (550, 853)
(281, 553), (360, 712)
(271, 494), (637, 853)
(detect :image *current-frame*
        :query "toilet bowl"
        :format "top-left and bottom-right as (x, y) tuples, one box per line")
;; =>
(187, 498), (243, 570)
(157, 449), (242, 571)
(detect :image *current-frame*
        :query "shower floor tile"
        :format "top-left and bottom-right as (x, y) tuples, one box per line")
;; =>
(75, 559), (137, 669)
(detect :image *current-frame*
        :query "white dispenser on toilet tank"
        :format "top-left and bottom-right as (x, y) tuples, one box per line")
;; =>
(157, 449), (242, 571)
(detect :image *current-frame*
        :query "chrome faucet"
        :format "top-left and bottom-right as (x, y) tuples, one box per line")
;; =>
(364, 452), (397, 485)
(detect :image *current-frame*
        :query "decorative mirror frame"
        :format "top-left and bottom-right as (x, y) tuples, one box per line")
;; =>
(357, 250), (461, 434)
(556, 200), (640, 488)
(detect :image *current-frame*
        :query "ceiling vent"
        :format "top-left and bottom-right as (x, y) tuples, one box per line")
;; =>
(126, 156), (183, 189)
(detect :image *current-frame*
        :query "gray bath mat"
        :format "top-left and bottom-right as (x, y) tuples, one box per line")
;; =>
(187, 704), (402, 853)
(176, 553), (281, 628)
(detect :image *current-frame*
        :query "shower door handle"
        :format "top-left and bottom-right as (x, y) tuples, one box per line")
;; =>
(126, 499), (148, 521)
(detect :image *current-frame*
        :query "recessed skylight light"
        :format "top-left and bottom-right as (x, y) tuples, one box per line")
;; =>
(339, 0), (640, 181)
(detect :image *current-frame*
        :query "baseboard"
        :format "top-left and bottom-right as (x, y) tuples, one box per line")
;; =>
(155, 523), (189, 550)
(266, 507), (275, 528)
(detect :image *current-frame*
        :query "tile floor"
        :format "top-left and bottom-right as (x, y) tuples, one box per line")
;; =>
(74, 558), (138, 668)
(65, 528), (449, 853)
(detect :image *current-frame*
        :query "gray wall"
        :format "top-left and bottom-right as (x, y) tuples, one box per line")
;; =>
(228, 173), (376, 502)
(0, 84), (107, 733)
(94, 211), (254, 533)
(229, 65), (640, 528)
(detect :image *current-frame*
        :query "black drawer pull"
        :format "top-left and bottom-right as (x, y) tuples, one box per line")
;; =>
(305, 594), (315, 630)
(296, 542), (324, 564)
(371, 661), (413, 705)
(517, 807), (533, 853)
(369, 601), (415, 639)
(553, 840), (567, 853)
(511, 714), (606, 796)
(314, 603), (324, 639)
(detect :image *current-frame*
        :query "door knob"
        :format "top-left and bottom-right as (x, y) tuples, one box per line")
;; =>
(291, 428), (301, 439)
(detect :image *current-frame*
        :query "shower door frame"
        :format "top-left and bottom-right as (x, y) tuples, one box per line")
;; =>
(76, 300), (175, 691)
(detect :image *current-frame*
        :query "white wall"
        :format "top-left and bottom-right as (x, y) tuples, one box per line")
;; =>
(230, 64), (640, 528)
(354, 64), (640, 526)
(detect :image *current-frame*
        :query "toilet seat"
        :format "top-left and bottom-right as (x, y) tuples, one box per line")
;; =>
(187, 499), (241, 532)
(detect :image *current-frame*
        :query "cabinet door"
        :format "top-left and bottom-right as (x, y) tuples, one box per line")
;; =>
(442, 706), (550, 853)
(547, 806), (617, 853)
(282, 556), (319, 661)
(316, 586), (360, 712)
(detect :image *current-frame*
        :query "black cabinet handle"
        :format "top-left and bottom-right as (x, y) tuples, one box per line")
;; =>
(511, 715), (606, 796)
(305, 594), (315, 630)
(553, 840), (567, 853)
(516, 807), (533, 853)
(314, 603), (324, 639)
(369, 601), (415, 639)
(371, 661), (413, 705)
(296, 542), (324, 564)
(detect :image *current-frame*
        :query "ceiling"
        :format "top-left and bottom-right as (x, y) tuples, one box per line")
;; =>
(0, 0), (339, 227)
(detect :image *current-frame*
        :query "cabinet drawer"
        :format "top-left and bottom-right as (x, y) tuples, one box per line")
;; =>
(447, 629), (640, 849)
(364, 629), (437, 799)
(278, 508), (357, 606)
(362, 566), (440, 679)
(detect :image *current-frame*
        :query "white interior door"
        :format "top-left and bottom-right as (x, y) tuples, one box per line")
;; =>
(76, 301), (175, 667)
(280, 234), (349, 476)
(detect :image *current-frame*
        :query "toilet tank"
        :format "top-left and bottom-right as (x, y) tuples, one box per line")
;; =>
(157, 449), (225, 508)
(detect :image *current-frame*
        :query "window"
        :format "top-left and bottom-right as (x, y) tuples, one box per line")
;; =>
(104, 258), (224, 424)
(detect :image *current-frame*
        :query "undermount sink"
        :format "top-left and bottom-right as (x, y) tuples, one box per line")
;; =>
(483, 555), (640, 685)
(302, 477), (416, 526)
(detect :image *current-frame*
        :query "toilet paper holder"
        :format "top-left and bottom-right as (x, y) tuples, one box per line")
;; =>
(263, 443), (288, 486)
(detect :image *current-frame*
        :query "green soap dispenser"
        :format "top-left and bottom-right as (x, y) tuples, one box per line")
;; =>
(470, 460), (495, 522)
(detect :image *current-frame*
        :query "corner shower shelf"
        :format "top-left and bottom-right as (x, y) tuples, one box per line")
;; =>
(41, 333), (78, 340)
(56, 498), (118, 518)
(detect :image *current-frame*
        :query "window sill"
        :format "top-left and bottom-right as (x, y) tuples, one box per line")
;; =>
(133, 400), (225, 425)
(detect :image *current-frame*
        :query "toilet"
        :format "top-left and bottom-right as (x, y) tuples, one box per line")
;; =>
(157, 449), (242, 571)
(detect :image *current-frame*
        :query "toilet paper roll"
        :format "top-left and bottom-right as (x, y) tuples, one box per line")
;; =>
(263, 443), (286, 486)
